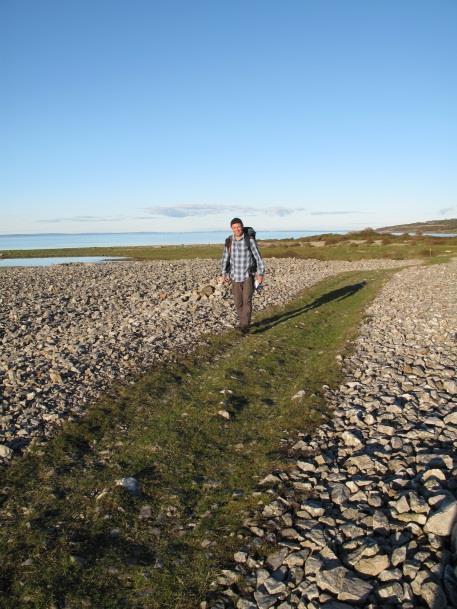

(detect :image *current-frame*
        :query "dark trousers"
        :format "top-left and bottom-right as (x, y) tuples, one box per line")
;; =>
(232, 276), (254, 329)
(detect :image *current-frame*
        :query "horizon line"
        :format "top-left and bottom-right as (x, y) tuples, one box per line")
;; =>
(0, 228), (356, 237)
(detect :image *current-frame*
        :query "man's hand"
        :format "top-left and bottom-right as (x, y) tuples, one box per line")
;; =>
(219, 275), (230, 284)
(255, 275), (264, 284)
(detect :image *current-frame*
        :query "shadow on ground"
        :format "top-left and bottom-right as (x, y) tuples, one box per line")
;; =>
(252, 281), (367, 334)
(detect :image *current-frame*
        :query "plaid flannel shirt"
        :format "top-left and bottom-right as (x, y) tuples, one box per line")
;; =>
(220, 236), (265, 282)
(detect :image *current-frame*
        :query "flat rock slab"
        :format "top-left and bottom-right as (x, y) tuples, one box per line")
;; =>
(424, 500), (457, 536)
(316, 566), (373, 602)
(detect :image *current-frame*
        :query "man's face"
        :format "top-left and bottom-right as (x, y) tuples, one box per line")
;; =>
(231, 222), (243, 239)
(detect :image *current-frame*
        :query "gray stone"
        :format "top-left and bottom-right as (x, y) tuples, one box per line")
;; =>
(443, 380), (457, 394)
(391, 546), (407, 567)
(265, 548), (289, 571)
(341, 430), (363, 448)
(292, 390), (306, 400)
(262, 502), (285, 517)
(305, 528), (327, 547)
(422, 468), (446, 481)
(394, 512), (427, 525)
(403, 560), (420, 580)
(391, 495), (410, 514)
(411, 570), (432, 596)
(345, 454), (376, 472)
(377, 581), (404, 601)
(263, 577), (287, 595)
(424, 499), (457, 535)
(391, 436), (403, 450)
(378, 568), (402, 582)
(253, 590), (277, 609)
(444, 411), (457, 425)
(354, 553), (389, 576)
(280, 528), (302, 540)
(340, 523), (364, 539)
(371, 510), (390, 533)
(316, 566), (372, 602)
(259, 474), (281, 486)
(297, 582), (319, 600)
(234, 552), (247, 563)
(377, 424), (396, 436)
(218, 410), (230, 420)
(256, 569), (270, 586)
(304, 555), (323, 576)
(300, 500), (325, 517)
(408, 491), (429, 513)
(0, 444), (13, 458)
(284, 550), (308, 567)
(296, 460), (315, 472)
(330, 483), (350, 505)
(116, 476), (140, 495)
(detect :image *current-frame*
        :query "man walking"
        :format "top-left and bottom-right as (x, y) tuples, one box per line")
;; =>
(220, 217), (265, 335)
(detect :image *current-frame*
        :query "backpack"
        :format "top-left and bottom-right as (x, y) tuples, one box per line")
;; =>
(224, 226), (258, 274)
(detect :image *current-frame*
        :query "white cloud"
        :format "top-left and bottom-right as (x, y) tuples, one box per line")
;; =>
(310, 210), (367, 216)
(36, 205), (308, 224)
(37, 215), (128, 223)
(143, 204), (306, 218)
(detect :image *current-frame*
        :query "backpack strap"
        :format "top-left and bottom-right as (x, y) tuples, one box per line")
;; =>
(243, 233), (258, 274)
(244, 232), (253, 256)
(224, 236), (232, 273)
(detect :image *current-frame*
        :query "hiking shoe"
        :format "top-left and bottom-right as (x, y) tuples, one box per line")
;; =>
(240, 326), (249, 336)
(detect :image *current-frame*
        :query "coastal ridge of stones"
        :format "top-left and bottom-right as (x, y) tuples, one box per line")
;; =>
(1, 257), (413, 458)
(205, 261), (457, 609)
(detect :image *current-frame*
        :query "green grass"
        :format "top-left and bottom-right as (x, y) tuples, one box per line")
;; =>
(0, 269), (406, 608)
(2, 230), (457, 263)
(0, 243), (221, 261)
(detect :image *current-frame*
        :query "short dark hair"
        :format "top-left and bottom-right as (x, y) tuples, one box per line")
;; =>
(230, 217), (243, 227)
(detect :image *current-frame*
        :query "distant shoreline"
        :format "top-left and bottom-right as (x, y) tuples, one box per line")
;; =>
(0, 229), (349, 237)
(377, 218), (457, 234)
(0, 229), (348, 252)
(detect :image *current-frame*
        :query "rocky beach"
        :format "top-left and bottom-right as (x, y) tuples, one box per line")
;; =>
(2, 256), (456, 608)
(0, 257), (412, 458)
(207, 260), (457, 609)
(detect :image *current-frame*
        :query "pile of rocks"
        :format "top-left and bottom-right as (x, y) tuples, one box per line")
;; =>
(0, 257), (412, 458)
(207, 261), (457, 609)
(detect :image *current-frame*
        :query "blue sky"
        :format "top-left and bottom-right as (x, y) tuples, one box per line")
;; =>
(1, 0), (456, 234)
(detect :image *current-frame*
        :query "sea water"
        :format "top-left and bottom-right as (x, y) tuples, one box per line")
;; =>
(0, 230), (345, 251)
(0, 256), (126, 268)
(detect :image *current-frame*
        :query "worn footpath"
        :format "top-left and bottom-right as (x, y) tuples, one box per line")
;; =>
(207, 261), (457, 609)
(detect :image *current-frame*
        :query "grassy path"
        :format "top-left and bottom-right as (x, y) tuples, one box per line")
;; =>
(1, 269), (395, 609)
